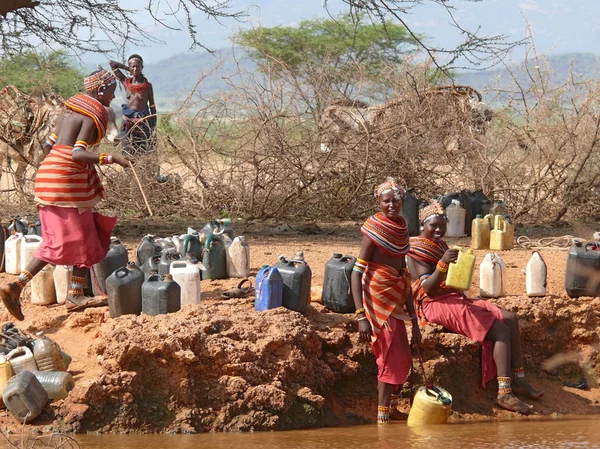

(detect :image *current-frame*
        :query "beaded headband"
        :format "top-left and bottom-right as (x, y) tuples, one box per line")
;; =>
(83, 68), (116, 92)
(419, 200), (446, 224)
(374, 177), (406, 201)
(128, 57), (143, 66)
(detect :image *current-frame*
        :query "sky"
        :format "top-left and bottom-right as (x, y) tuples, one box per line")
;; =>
(83, 0), (600, 67)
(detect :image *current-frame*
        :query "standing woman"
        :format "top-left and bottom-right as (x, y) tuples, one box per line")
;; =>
(351, 177), (421, 425)
(0, 69), (130, 320)
(407, 200), (543, 414)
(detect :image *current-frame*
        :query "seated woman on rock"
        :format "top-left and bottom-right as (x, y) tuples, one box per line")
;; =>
(351, 177), (421, 425)
(406, 200), (542, 414)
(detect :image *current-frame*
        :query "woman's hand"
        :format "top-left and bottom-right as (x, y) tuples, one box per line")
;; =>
(112, 154), (131, 168)
(411, 323), (422, 346)
(358, 318), (372, 342)
(441, 248), (459, 264)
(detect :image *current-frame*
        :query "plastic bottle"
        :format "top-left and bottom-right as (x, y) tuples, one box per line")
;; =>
(490, 215), (506, 251)
(170, 260), (201, 306)
(565, 241), (600, 298)
(503, 216), (515, 250)
(30, 265), (57, 306)
(5, 232), (23, 275)
(0, 355), (14, 408)
(32, 371), (74, 400)
(526, 251), (547, 297)
(255, 265), (283, 312)
(106, 263), (144, 318)
(33, 331), (65, 372)
(321, 254), (356, 313)
(273, 256), (312, 314)
(445, 200), (466, 238)
(445, 247), (476, 291)
(20, 235), (42, 272)
(53, 265), (72, 305)
(479, 253), (504, 298)
(227, 236), (250, 278)
(142, 274), (181, 316)
(201, 234), (227, 280)
(6, 347), (37, 374)
(471, 214), (490, 250)
(136, 235), (162, 267)
(2, 371), (48, 423)
(92, 238), (129, 296)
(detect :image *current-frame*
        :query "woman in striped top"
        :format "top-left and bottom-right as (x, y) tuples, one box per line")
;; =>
(0, 69), (129, 320)
(351, 177), (421, 425)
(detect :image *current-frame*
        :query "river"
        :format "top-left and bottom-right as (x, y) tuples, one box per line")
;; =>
(74, 417), (600, 448)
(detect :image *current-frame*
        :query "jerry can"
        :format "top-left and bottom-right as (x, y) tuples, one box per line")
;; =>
(8, 217), (27, 235)
(53, 265), (71, 305)
(142, 274), (181, 316)
(255, 265), (283, 312)
(20, 235), (42, 272)
(490, 215), (507, 251)
(136, 235), (162, 267)
(141, 254), (161, 281)
(92, 238), (129, 297)
(462, 190), (491, 236)
(274, 256), (312, 314)
(445, 200), (466, 238)
(27, 220), (42, 237)
(30, 265), (56, 306)
(489, 200), (509, 217)
(526, 251), (547, 297)
(201, 234), (227, 280)
(227, 236), (250, 278)
(0, 355), (14, 408)
(503, 216), (515, 250)
(321, 253), (356, 313)
(33, 331), (65, 372)
(407, 386), (453, 426)
(169, 260), (201, 306)
(401, 189), (420, 236)
(181, 234), (204, 261)
(159, 251), (181, 276)
(446, 247), (476, 291)
(6, 347), (37, 374)
(3, 371), (48, 423)
(106, 263), (144, 318)
(565, 241), (600, 298)
(5, 233), (23, 275)
(471, 214), (490, 250)
(32, 371), (74, 400)
(0, 224), (7, 273)
(479, 253), (504, 298)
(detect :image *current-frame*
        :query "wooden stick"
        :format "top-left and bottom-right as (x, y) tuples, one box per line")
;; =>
(129, 161), (154, 216)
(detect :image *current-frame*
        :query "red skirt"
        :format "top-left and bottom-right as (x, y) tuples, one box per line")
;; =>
(371, 316), (412, 386)
(422, 293), (503, 387)
(34, 206), (116, 268)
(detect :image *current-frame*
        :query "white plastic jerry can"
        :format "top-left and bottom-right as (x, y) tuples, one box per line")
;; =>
(53, 265), (72, 305)
(5, 233), (23, 275)
(526, 251), (547, 297)
(30, 265), (57, 306)
(445, 200), (466, 238)
(20, 235), (42, 272)
(169, 260), (201, 305)
(479, 253), (504, 298)
(227, 236), (250, 278)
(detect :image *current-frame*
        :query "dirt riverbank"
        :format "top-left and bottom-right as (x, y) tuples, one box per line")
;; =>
(0, 220), (598, 433)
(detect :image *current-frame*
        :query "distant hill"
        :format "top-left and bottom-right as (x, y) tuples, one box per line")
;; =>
(87, 51), (599, 110)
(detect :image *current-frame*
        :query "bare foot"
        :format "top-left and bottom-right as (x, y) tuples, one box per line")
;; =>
(512, 378), (544, 400)
(0, 282), (24, 321)
(497, 393), (533, 414)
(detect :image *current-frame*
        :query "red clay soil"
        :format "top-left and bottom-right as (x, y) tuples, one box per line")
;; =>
(0, 221), (597, 433)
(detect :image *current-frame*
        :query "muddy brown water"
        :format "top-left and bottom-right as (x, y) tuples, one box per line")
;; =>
(72, 418), (600, 448)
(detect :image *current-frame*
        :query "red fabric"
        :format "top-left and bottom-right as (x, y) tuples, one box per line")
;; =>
(34, 206), (116, 268)
(371, 316), (412, 386)
(422, 292), (503, 387)
(64, 94), (109, 145)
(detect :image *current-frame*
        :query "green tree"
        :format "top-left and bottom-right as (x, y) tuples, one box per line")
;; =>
(0, 51), (83, 98)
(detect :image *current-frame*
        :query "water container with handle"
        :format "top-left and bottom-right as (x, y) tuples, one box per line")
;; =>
(5, 233), (23, 275)
(92, 238), (129, 297)
(159, 251), (180, 276)
(274, 256), (312, 314)
(445, 247), (476, 291)
(142, 274), (181, 316)
(445, 200), (466, 238)
(0, 355), (14, 408)
(6, 347), (37, 374)
(489, 200), (509, 217)
(32, 371), (74, 400)
(33, 331), (65, 372)
(0, 224), (7, 273)
(479, 253), (504, 298)
(490, 215), (507, 251)
(321, 253), (356, 313)
(227, 236), (250, 278)
(3, 371), (48, 423)
(526, 251), (547, 297)
(471, 214), (490, 250)
(141, 254), (161, 281)
(565, 241), (600, 298)
(136, 235), (162, 267)
(407, 385), (453, 426)
(170, 260), (201, 305)
(8, 217), (27, 235)
(181, 234), (204, 261)
(255, 265), (283, 312)
(20, 235), (42, 272)
(27, 220), (42, 237)
(503, 216), (515, 250)
(201, 234), (227, 280)
(30, 265), (56, 306)
(462, 190), (490, 236)
(106, 263), (144, 318)
(53, 265), (72, 305)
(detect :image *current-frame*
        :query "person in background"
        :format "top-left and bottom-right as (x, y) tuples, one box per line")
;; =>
(351, 177), (421, 425)
(0, 68), (129, 319)
(407, 200), (543, 414)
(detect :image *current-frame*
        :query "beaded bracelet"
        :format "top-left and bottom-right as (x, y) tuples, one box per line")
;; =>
(436, 260), (449, 273)
(99, 153), (114, 165)
(45, 133), (57, 148)
(357, 316), (368, 322)
(355, 307), (365, 315)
